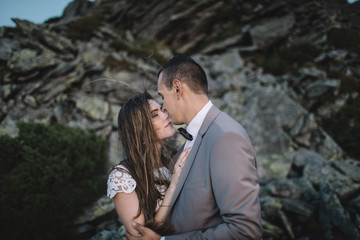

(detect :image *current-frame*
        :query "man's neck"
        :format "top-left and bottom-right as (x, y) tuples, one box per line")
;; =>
(183, 94), (209, 125)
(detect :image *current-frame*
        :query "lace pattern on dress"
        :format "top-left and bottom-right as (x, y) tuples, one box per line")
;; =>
(107, 165), (136, 199)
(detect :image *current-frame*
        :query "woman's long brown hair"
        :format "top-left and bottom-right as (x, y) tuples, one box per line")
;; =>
(117, 91), (173, 235)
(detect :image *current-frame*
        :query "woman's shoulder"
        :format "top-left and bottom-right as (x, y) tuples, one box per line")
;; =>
(111, 164), (128, 172)
(107, 164), (136, 198)
(108, 164), (130, 179)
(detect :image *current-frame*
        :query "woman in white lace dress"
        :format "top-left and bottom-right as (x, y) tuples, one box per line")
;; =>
(107, 92), (190, 237)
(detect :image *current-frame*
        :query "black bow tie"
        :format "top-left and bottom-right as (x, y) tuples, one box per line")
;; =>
(178, 127), (193, 141)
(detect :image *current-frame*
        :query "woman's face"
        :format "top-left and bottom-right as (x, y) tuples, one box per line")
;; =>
(148, 99), (175, 140)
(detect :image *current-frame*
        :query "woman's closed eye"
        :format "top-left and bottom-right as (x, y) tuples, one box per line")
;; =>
(151, 109), (159, 118)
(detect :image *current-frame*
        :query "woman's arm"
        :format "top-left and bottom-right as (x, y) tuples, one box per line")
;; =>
(154, 147), (191, 224)
(113, 191), (145, 237)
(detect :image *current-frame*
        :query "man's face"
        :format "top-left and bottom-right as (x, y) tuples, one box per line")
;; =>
(157, 72), (183, 125)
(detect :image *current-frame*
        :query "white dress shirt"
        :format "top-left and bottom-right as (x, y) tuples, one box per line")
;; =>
(184, 100), (213, 149)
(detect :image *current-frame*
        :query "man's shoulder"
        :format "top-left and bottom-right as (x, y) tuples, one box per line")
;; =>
(208, 111), (250, 138)
(214, 111), (243, 128)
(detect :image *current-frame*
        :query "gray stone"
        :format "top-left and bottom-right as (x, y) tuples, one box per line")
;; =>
(201, 34), (244, 54)
(257, 74), (277, 86)
(0, 99), (8, 121)
(265, 178), (304, 198)
(0, 84), (17, 100)
(309, 128), (343, 160)
(281, 199), (315, 221)
(40, 75), (80, 102)
(315, 50), (349, 63)
(23, 95), (37, 108)
(319, 183), (360, 239)
(0, 115), (18, 137)
(75, 196), (115, 225)
(250, 13), (295, 49)
(108, 131), (123, 170)
(331, 181), (360, 201)
(75, 94), (110, 121)
(262, 219), (284, 238)
(331, 160), (360, 182)
(303, 162), (350, 188)
(278, 210), (294, 239)
(46, 60), (79, 79)
(0, 38), (15, 61)
(305, 79), (341, 98)
(52, 99), (76, 123)
(61, 0), (89, 21)
(13, 18), (77, 55)
(258, 153), (293, 179)
(261, 196), (282, 219)
(7, 49), (59, 74)
(298, 67), (326, 79)
(110, 104), (121, 126)
(210, 49), (244, 76)
(290, 149), (325, 169)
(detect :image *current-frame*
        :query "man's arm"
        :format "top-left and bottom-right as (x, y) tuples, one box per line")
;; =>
(209, 132), (262, 238)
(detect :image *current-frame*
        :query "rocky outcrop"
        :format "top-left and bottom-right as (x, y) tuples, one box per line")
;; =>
(261, 149), (360, 239)
(0, 0), (359, 239)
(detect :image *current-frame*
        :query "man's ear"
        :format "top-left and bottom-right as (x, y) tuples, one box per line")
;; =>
(172, 79), (181, 94)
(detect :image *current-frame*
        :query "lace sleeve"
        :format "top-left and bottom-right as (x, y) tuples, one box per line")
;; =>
(107, 166), (136, 199)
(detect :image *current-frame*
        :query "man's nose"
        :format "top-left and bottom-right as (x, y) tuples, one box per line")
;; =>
(161, 107), (169, 119)
(162, 110), (169, 119)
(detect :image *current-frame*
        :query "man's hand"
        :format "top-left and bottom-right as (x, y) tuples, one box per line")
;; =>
(125, 222), (161, 240)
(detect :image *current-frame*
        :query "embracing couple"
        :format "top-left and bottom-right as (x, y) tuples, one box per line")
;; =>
(107, 55), (263, 239)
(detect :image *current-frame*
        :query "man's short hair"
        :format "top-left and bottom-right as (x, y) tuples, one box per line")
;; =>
(158, 55), (208, 94)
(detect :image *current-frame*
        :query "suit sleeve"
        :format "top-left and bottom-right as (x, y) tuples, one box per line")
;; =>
(166, 132), (263, 240)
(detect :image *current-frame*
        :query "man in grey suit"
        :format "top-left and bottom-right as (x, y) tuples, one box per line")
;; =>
(129, 55), (262, 239)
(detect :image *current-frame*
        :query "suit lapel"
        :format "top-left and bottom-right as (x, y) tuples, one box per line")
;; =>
(169, 106), (221, 207)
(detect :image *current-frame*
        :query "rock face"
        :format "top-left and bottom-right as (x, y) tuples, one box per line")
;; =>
(1, 0), (360, 239)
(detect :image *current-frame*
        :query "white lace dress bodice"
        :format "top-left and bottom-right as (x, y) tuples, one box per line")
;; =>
(107, 164), (172, 207)
(107, 165), (137, 198)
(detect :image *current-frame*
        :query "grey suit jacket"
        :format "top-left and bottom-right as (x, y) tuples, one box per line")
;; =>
(166, 106), (262, 239)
